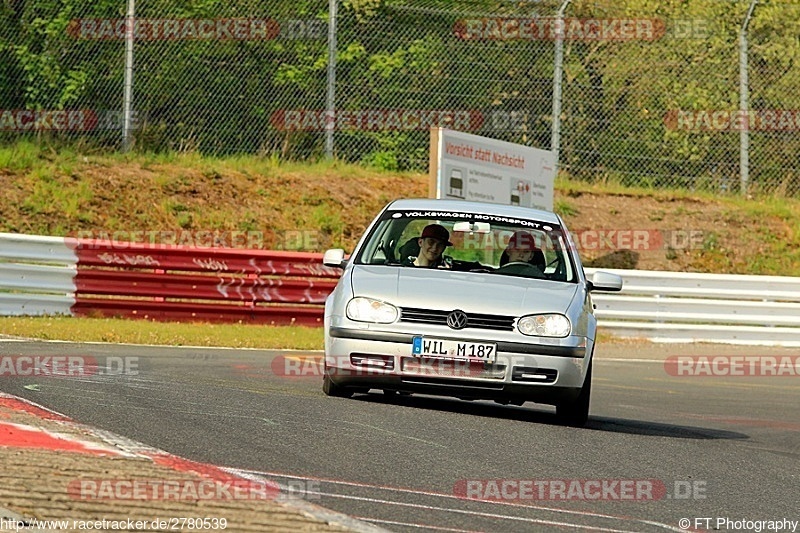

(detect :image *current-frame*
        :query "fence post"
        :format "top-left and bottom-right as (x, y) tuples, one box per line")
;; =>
(551, 0), (571, 177)
(122, 0), (136, 152)
(325, 0), (338, 159)
(739, 0), (757, 195)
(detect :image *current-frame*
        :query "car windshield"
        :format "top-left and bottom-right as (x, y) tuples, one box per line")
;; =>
(354, 209), (577, 282)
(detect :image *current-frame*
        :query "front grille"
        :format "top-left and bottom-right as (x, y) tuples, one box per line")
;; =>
(400, 357), (506, 379)
(400, 307), (515, 331)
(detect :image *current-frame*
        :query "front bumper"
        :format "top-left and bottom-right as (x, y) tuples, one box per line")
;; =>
(325, 327), (591, 405)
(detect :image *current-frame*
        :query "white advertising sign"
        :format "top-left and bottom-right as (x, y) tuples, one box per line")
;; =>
(430, 128), (555, 211)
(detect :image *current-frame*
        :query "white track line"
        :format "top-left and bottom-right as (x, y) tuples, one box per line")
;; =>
(228, 468), (684, 532)
(355, 516), (646, 533)
(351, 517), (482, 532)
(305, 490), (653, 533)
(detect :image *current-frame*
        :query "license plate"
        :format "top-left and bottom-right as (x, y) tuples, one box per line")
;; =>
(412, 336), (496, 362)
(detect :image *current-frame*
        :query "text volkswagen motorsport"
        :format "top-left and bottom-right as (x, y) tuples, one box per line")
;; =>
(322, 199), (622, 426)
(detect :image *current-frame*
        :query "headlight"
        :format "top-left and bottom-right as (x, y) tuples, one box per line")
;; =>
(346, 297), (399, 324)
(517, 314), (571, 337)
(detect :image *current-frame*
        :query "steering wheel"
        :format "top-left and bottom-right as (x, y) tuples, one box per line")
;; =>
(498, 261), (530, 268)
(496, 261), (546, 278)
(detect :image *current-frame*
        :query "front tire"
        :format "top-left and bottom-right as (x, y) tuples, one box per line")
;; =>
(556, 360), (592, 427)
(323, 373), (353, 398)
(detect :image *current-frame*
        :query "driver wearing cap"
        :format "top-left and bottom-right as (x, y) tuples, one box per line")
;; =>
(413, 224), (452, 268)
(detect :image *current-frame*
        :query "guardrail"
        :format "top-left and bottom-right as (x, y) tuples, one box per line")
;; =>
(586, 268), (800, 346)
(0, 233), (339, 326)
(2, 233), (799, 345)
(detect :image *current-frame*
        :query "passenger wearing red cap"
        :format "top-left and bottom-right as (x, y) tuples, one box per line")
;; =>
(414, 224), (452, 268)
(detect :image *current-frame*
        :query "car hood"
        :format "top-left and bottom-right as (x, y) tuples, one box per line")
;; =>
(349, 265), (580, 316)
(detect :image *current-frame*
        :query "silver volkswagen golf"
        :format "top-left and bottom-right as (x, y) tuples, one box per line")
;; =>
(322, 198), (622, 426)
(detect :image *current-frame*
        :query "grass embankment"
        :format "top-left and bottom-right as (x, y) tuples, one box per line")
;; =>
(0, 316), (324, 349)
(1, 141), (800, 347)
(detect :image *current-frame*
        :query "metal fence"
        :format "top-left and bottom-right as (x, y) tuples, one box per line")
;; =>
(2, 0), (799, 195)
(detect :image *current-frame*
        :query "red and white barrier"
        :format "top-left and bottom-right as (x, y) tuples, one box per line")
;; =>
(0, 233), (339, 325)
(3, 232), (800, 344)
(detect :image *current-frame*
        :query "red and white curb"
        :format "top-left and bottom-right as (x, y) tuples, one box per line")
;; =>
(0, 393), (387, 533)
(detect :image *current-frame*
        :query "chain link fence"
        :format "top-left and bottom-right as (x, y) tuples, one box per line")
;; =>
(2, 0), (799, 195)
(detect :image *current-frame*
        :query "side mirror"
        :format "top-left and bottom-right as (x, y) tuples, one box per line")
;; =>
(587, 271), (623, 292)
(323, 248), (347, 269)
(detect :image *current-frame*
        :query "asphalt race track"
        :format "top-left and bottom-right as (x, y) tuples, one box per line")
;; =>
(1, 340), (799, 533)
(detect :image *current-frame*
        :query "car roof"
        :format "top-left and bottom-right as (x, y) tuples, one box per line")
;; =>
(385, 198), (562, 225)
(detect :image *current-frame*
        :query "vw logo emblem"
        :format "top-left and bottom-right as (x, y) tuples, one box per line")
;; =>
(446, 310), (469, 330)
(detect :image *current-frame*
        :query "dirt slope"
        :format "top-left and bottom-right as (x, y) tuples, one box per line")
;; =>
(1, 157), (798, 275)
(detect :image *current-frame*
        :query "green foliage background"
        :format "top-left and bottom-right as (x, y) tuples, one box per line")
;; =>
(1, 0), (799, 193)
